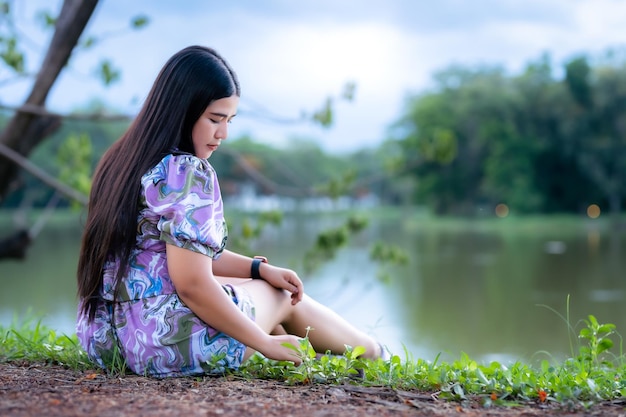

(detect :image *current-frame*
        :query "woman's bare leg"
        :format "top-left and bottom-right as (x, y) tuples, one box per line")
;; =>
(215, 276), (287, 336)
(217, 277), (382, 360)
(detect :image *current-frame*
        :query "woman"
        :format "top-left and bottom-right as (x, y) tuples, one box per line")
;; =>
(76, 45), (385, 378)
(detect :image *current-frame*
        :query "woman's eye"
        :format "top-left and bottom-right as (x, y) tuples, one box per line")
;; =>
(208, 117), (232, 124)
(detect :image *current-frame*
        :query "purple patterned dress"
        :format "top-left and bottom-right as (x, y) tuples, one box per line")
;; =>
(76, 154), (255, 377)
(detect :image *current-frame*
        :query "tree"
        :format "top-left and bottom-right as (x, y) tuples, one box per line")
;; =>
(0, 2), (364, 260)
(392, 51), (626, 216)
(0, 0), (151, 259)
(394, 65), (513, 214)
(0, 0), (99, 201)
(564, 55), (626, 215)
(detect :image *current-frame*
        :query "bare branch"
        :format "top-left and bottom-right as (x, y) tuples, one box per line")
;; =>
(0, 102), (132, 122)
(0, 142), (88, 205)
(219, 147), (314, 197)
(0, 0), (100, 200)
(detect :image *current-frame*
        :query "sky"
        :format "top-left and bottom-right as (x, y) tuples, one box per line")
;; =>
(7, 0), (626, 153)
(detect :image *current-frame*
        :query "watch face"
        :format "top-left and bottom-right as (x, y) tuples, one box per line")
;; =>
(254, 256), (268, 263)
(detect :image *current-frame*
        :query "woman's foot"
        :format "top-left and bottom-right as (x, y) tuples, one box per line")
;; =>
(378, 342), (391, 361)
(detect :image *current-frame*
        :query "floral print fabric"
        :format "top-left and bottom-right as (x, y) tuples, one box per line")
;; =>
(76, 154), (255, 377)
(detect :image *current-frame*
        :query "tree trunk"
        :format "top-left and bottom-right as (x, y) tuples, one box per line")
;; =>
(0, 0), (99, 202)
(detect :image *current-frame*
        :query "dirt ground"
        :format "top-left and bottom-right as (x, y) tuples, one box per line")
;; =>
(1, 363), (626, 417)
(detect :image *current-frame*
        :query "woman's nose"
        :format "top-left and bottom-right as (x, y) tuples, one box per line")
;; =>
(216, 122), (228, 140)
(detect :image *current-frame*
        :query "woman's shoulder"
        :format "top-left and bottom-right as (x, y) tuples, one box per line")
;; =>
(160, 152), (215, 172)
(145, 153), (216, 182)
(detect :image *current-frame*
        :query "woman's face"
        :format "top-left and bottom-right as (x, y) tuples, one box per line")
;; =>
(191, 95), (239, 159)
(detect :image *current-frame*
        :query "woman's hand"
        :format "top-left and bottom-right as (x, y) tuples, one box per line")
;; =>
(259, 334), (304, 365)
(259, 264), (304, 305)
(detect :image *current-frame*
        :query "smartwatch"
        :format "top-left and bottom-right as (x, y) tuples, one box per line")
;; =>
(251, 256), (268, 280)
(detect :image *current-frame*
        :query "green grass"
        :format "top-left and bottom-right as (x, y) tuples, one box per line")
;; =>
(0, 319), (90, 369)
(404, 216), (607, 237)
(2, 304), (626, 409)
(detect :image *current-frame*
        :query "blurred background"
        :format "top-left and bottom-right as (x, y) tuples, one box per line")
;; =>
(0, 0), (625, 364)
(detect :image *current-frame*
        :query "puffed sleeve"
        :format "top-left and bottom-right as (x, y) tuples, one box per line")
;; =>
(141, 154), (227, 258)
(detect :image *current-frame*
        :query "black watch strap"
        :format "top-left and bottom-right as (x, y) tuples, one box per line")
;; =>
(251, 256), (267, 279)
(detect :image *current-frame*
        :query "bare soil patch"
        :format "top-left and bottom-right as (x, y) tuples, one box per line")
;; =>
(1, 363), (625, 416)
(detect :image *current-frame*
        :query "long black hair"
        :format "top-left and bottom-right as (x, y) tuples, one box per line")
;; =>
(77, 46), (240, 321)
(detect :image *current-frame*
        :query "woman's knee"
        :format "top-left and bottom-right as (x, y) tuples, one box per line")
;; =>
(273, 287), (297, 314)
(243, 280), (294, 315)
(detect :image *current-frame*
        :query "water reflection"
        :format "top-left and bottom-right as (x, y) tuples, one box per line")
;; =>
(356, 215), (625, 363)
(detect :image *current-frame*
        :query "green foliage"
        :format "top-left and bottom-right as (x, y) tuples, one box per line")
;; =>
(0, 319), (90, 370)
(565, 55), (592, 108)
(394, 49), (626, 215)
(56, 133), (93, 204)
(419, 127), (458, 164)
(36, 10), (56, 28)
(312, 97), (333, 127)
(314, 170), (356, 199)
(97, 59), (121, 86)
(369, 241), (409, 283)
(577, 315), (617, 372)
(241, 327), (371, 385)
(0, 4), (149, 90)
(101, 344), (129, 376)
(279, 326), (367, 384)
(0, 36), (24, 73)
(8, 111), (129, 208)
(81, 36), (96, 49)
(341, 81), (356, 101)
(306, 81), (357, 128)
(3, 305), (626, 409)
(131, 15), (150, 29)
(226, 210), (283, 254)
(210, 136), (365, 196)
(302, 214), (368, 274)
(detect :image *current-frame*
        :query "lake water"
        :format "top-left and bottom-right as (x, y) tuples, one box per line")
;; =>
(1, 208), (624, 365)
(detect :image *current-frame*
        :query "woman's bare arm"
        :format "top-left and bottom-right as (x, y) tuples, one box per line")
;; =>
(211, 249), (257, 278)
(212, 249), (303, 305)
(166, 244), (302, 363)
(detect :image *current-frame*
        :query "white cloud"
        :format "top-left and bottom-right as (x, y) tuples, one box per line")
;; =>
(4, 0), (626, 152)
